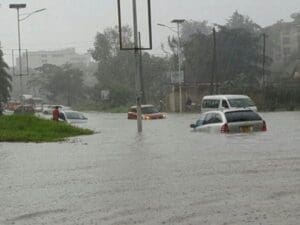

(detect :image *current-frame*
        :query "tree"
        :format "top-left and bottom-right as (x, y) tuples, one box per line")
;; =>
(31, 64), (86, 106)
(91, 26), (169, 107)
(139, 52), (169, 103)
(183, 31), (212, 83)
(181, 20), (212, 41)
(167, 20), (213, 83)
(91, 26), (135, 106)
(216, 26), (265, 86)
(182, 12), (272, 90)
(226, 10), (261, 33)
(0, 49), (12, 106)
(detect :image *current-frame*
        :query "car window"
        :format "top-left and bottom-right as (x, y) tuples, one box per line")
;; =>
(203, 113), (223, 124)
(215, 113), (223, 123)
(130, 108), (137, 113)
(202, 99), (220, 108)
(141, 106), (159, 114)
(225, 110), (262, 122)
(228, 98), (255, 107)
(65, 112), (85, 119)
(196, 114), (206, 126)
(222, 100), (229, 108)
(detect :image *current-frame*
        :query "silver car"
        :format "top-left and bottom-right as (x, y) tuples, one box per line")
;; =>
(59, 110), (88, 124)
(190, 109), (267, 133)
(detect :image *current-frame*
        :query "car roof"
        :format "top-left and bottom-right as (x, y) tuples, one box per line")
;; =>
(130, 104), (155, 109)
(202, 108), (256, 114)
(61, 110), (81, 113)
(202, 95), (250, 100)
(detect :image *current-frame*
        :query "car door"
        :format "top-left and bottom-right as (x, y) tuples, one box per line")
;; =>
(194, 114), (206, 131)
(200, 112), (223, 132)
(197, 113), (214, 132)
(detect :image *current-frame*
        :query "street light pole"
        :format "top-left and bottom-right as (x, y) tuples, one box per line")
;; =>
(17, 7), (23, 96)
(10, 3), (26, 98)
(158, 20), (185, 113)
(19, 8), (46, 21)
(10, 4), (46, 99)
(171, 19), (185, 113)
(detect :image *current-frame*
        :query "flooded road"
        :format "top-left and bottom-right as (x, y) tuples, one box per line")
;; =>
(0, 111), (299, 225)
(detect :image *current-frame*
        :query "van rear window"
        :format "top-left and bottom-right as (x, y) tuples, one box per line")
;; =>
(202, 99), (219, 108)
(225, 110), (262, 122)
(228, 98), (255, 107)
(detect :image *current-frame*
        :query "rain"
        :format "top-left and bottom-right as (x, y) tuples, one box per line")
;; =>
(0, 1), (300, 224)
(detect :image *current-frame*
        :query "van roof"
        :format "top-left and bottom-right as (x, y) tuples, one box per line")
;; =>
(202, 95), (250, 100)
(130, 104), (155, 109)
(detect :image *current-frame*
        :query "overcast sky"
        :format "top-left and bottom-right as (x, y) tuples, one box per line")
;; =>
(0, 0), (299, 65)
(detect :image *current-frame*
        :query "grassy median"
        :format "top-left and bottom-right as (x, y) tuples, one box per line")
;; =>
(0, 115), (93, 142)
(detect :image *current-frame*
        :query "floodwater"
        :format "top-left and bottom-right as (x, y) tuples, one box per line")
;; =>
(0, 111), (299, 225)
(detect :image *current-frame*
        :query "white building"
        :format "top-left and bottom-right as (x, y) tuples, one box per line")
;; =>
(16, 47), (91, 70)
(10, 48), (93, 100)
(266, 13), (300, 64)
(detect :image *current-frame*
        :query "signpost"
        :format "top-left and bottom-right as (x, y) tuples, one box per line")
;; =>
(117, 0), (152, 132)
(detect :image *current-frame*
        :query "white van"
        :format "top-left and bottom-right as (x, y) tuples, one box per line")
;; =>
(201, 95), (257, 112)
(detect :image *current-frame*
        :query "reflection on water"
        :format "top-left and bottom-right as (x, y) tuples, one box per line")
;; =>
(0, 111), (299, 225)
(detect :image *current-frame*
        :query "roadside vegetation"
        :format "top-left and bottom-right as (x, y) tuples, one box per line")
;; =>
(0, 49), (12, 107)
(0, 115), (93, 142)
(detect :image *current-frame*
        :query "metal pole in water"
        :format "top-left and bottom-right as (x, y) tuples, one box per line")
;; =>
(132, 0), (142, 132)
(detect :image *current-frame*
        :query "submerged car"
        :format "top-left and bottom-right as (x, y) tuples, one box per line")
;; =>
(59, 110), (88, 124)
(128, 104), (166, 120)
(190, 109), (267, 133)
(43, 105), (71, 114)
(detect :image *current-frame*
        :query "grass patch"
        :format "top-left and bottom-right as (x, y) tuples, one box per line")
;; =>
(0, 115), (93, 142)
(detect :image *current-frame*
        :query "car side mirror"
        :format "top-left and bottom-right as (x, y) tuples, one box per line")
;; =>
(190, 124), (197, 128)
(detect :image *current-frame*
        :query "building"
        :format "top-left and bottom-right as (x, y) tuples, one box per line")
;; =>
(265, 13), (300, 64)
(10, 48), (93, 100)
(15, 47), (91, 70)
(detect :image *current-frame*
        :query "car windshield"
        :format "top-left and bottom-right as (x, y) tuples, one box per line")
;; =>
(141, 106), (159, 114)
(228, 98), (255, 107)
(65, 112), (86, 120)
(225, 110), (262, 123)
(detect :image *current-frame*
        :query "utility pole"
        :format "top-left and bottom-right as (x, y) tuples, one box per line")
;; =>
(262, 33), (266, 89)
(138, 32), (146, 104)
(177, 22), (182, 113)
(117, 0), (152, 133)
(210, 27), (216, 95)
(10, 4), (45, 99)
(171, 19), (185, 113)
(10, 3), (26, 98)
(132, 0), (142, 132)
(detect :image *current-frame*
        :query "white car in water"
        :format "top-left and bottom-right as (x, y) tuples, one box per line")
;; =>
(190, 109), (267, 133)
(43, 105), (71, 115)
(59, 110), (88, 124)
(201, 95), (257, 112)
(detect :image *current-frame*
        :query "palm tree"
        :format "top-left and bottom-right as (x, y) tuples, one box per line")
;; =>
(0, 49), (12, 111)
